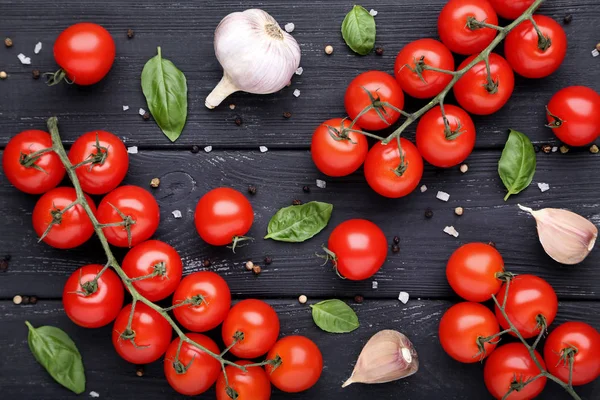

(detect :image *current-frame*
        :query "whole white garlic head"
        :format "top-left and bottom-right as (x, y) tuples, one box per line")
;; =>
(206, 9), (301, 109)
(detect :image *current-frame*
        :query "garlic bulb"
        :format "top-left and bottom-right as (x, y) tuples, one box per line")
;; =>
(206, 9), (301, 109)
(342, 330), (419, 387)
(518, 204), (597, 265)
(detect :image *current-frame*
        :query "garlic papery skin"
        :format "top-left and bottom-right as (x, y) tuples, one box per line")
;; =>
(342, 330), (419, 387)
(518, 204), (598, 265)
(206, 9), (301, 109)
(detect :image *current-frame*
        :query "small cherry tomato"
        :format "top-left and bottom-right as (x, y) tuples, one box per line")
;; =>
(172, 271), (231, 333)
(488, 0), (535, 20)
(164, 333), (221, 396)
(484, 343), (547, 400)
(454, 53), (514, 115)
(311, 118), (368, 177)
(216, 360), (271, 400)
(68, 130), (128, 195)
(122, 240), (182, 302)
(495, 275), (558, 339)
(438, 0), (498, 55)
(97, 185), (160, 248)
(326, 219), (387, 280)
(112, 302), (172, 364)
(394, 39), (455, 99)
(32, 187), (96, 249)
(265, 336), (323, 393)
(62, 264), (124, 328)
(344, 71), (405, 131)
(364, 139), (424, 198)
(546, 86), (600, 146)
(3, 130), (65, 194)
(222, 299), (280, 359)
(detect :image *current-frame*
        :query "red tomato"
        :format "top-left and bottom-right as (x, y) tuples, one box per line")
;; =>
(222, 299), (280, 359)
(216, 360), (271, 400)
(194, 188), (254, 246)
(53, 23), (115, 85)
(484, 343), (547, 400)
(172, 271), (231, 333)
(439, 302), (500, 363)
(546, 86), (600, 146)
(364, 139), (423, 198)
(311, 118), (368, 177)
(164, 334), (221, 396)
(544, 322), (600, 386)
(112, 302), (172, 364)
(488, 0), (535, 20)
(265, 336), (323, 393)
(32, 187), (96, 249)
(326, 219), (387, 280)
(97, 185), (160, 248)
(454, 53), (514, 115)
(63, 264), (124, 328)
(122, 240), (182, 302)
(495, 275), (557, 339)
(416, 105), (476, 168)
(3, 130), (65, 194)
(394, 39), (455, 99)
(446, 242), (504, 302)
(504, 15), (567, 79)
(68, 130), (128, 195)
(344, 71), (405, 131)
(438, 0), (498, 55)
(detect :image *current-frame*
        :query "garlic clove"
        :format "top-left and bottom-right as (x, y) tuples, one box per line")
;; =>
(342, 330), (418, 387)
(518, 204), (598, 265)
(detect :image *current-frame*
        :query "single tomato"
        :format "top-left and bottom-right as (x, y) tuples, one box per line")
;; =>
(438, 0), (498, 55)
(488, 0), (535, 20)
(265, 336), (323, 393)
(546, 86), (600, 146)
(216, 360), (271, 400)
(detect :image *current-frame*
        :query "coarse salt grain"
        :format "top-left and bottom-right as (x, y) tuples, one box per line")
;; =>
(552, 146), (558, 153)
(293, 89), (301, 98)
(284, 23), (295, 33)
(436, 191), (450, 202)
(420, 185), (427, 193)
(398, 291), (409, 304)
(592, 49), (599, 57)
(90, 392), (100, 398)
(369, 9), (378, 16)
(127, 146), (138, 154)
(444, 226), (459, 238)
(259, 146), (268, 153)
(372, 281), (378, 289)
(295, 67), (303, 75)
(204, 146), (212, 153)
(17, 53), (31, 65)
(538, 182), (550, 192)
(34, 42), (42, 54)
(122, 105), (129, 111)
(316, 179), (326, 189)
(138, 108), (146, 116)
(171, 210), (182, 219)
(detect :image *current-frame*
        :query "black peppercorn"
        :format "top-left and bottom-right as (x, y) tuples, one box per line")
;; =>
(191, 145), (200, 153)
(354, 295), (364, 304)
(29, 296), (38, 304)
(234, 116), (243, 126)
(391, 244), (400, 253)
(143, 112), (150, 120)
(424, 208), (433, 218)
(393, 236), (400, 245)
(202, 259), (211, 268)
(533, 145), (540, 153)
(22, 296), (30, 305)
(292, 199), (302, 206)
(283, 111), (292, 119)
(0, 260), (7, 271)
(302, 185), (310, 193)
(375, 47), (384, 56)
(248, 185), (257, 195)
(563, 14), (572, 24)
(264, 256), (272, 265)
(127, 29), (135, 39)
(32, 69), (40, 80)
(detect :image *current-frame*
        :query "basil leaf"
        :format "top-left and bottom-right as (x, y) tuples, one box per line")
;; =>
(264, 201), (333, 242)
(311, 299), (359, 333)
(498, 129), (537, 201)
(341, 5), (376, 55)
(25, 321), (85, 394)
(141, 47), (188, 142)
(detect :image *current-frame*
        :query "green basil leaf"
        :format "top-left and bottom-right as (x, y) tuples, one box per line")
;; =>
(498, 129), (537, 201)
(311, 299), (359, 333)
(141, 47), (188, 142)
(25, 321), (85, 394)
(341, 5), (376, 55)
(264, 201), (333, 242)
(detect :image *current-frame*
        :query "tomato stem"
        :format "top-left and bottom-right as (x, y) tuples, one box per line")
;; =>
(545, 105), (564, 129)
(466, 16), (504, 32)
(528, 16), (552, 51)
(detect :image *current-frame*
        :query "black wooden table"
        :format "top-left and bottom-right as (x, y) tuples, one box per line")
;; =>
(1, 1), (599, 399)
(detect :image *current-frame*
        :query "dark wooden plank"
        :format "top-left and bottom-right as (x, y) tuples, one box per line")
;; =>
(0, 0), (598, 149)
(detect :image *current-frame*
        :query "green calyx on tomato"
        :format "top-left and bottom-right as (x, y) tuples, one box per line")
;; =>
(18, 147), (55, 171)
(72, 132), (108, 169)
(44, 68), (73, 86)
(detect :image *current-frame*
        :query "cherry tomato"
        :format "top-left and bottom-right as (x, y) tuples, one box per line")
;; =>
(216, 360), (271, 400)
(172, 271), (231, 333)
(32, 187), (96, 249)
(344, 71), (405, 131)
(112, 302), (172, 364)
(265, 336), (323, 393)
(544, 322), (600, 386)
(504, 15), (567, 79)
(364, 139), (424, 198)
(326, 219), (387, 280)
(3, 130), (65, 194)
(68, 130), (128, 195)
(446, 242), (504, 302)
(53, 23), (115, 85)
(164, 333), (221, 396)
(122, 240), (182, 302)
(97, 185), (160, 248)
(488, 0), (535, 20)
(62, 264), (124, 328)
(438, 0), (498, 55)
(495, 275), (557, 339)
(194, 188), (254, 246)
(222, 299), (280, 359)
(416, 105), (476, 168)
(394, 39), (455, 99)
(439, 302), (500, 363)
(546, 86), (600, 146)
(311, 118), (368, 177)
(484, 343), (547, 400)
(454, 53), (514, 115)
